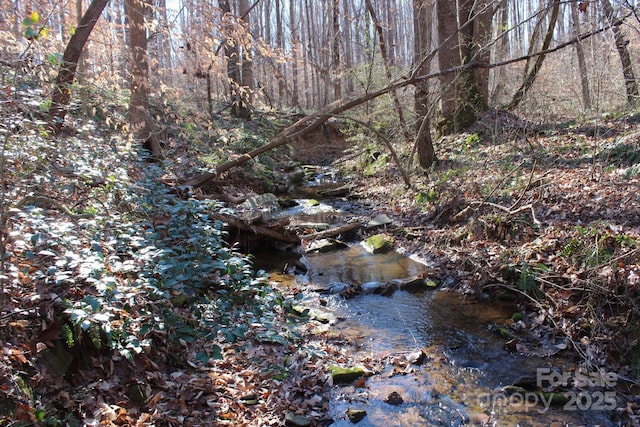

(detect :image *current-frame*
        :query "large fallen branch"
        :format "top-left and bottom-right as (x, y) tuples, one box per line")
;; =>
(300, 222), (361, 241)
(211, 212), (300, 243)
(183, 15), (625, 189)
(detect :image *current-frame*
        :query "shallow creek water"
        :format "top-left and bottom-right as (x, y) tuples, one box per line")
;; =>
(253, 200), (619, 426)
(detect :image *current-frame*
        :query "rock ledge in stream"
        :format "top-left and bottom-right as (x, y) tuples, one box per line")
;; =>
(305, 238), (348, 253)
(363, 275), (441, 296)
(314, 275), (441, 298)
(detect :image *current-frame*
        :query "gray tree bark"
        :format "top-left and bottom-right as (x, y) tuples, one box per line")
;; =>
(413, 0), (435, 169)
(436, 0), (493, 136)
(602, 0), (638, 105)
(126, 0), (162, 159)
(571, 0), (591, 110)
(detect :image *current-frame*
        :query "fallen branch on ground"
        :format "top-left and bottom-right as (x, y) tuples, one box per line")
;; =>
(300, 222), (361, 241)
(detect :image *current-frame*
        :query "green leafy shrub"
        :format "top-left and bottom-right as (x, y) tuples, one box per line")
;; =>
(4, 122), (298, 369)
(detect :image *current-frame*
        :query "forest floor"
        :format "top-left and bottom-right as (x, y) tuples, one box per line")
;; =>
(2, 106), (640, 426)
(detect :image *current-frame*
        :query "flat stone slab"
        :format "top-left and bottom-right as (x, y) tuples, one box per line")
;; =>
(366, 213), (392, 228)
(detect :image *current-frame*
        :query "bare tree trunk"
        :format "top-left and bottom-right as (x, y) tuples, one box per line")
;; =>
(436, 0), (493, 136)
(341, 0), (354, 95)
(507, 0), (560, 110)
(491, 0), (509, 105)
(413, 0), (436, 169)
(156, 0), (172, 85)
(413, 0), (435, 169)
(239, 0), (254, 112)
(276, 0), (286, 104)
(126, 0), (162, 159)
(571, 0), (591, 111)
(220, 0), (251, 119)
(47, 0), (109, 135)
(75, 0), (88, 117)
(365, 0), (412, 145)
(321, 3), (332, 104)
(602, 0), (638, 105)
(469, 0), (493, 105)
(290, 0), (300, 108)
(331, 0), (341, 101)
(436, 0), (457, 122)
(301, 1), (311, 108)
(304, 0), (316, 108)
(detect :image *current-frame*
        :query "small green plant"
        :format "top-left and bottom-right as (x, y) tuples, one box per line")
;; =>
(504, 262), (547, 300)
(517, 263), (537, 293)
(463, 132), (481, 150)
(264, 355), (291, 380)
(414, 190), (438, 205)
(560, 224), (635, 268)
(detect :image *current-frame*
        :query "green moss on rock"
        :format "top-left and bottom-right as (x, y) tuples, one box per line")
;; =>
(329, 365), (365, 384)
(365, 234), (394, 253)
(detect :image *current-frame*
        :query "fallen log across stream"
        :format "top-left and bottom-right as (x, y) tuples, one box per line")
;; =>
(211, 212), (300, 244)
(300, 222), (361, 241)
(212, 210), (363, 248)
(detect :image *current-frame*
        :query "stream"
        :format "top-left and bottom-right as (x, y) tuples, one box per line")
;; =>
(250, 197), (620, 426)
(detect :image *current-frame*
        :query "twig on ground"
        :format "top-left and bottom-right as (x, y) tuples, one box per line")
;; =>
(509, 159), (537, 211)
(478, 160), (525, 209)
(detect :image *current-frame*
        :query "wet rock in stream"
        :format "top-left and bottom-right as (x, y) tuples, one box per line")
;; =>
(284, 412), (312, 426)
(363, 234), (395, 253)
(383, 391), (404, 405)
(329, 366), (367, 384)
(422, 396), (469, 426)
(305, 238), (349, 253)
(345, 408), (367, 423)
(407, 349), (429, 365)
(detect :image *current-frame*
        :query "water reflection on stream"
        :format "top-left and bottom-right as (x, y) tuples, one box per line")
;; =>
(253, 201), (618, 426)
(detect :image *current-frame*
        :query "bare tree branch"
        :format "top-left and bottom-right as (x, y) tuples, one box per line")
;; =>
(183, 13), (630, 188)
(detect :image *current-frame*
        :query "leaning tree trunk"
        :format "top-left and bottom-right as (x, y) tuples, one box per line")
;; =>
(47, 0), (109, 135)
(507, 0), (560, 110)
(602, 0), (639, 105)
(126, 0), (162, 159)
(366, 0), (412, 145)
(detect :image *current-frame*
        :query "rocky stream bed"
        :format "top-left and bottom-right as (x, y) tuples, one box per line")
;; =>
(243, 193), (623, 426)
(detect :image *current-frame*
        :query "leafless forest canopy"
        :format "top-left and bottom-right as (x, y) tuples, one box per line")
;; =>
(2, 0), (640, 119)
